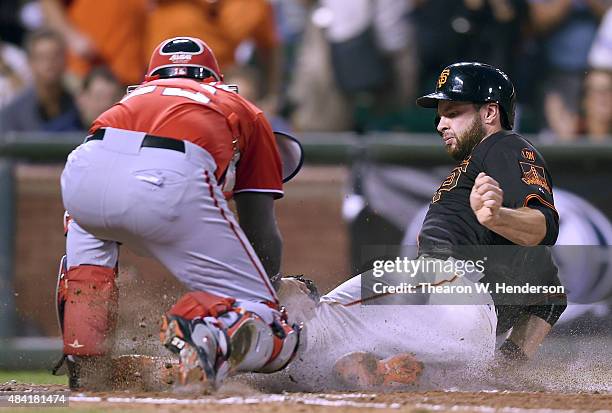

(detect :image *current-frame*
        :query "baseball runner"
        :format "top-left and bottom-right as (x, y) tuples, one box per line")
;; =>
(414, 62), (566, 360)
(250, 63), (567, 391)
(54, 37), (300, 391)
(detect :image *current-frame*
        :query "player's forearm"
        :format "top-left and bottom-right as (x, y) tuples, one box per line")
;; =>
(235, 192), (283, 277)
(249, 226), (283, 278)
(238, 211), (283, 277)
(486, 207), (547, 246)
(503, 314), (552, 359)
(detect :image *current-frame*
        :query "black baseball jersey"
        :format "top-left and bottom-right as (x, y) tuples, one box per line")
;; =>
(418, 131), (565, 328)
(419, 130), (558, 251)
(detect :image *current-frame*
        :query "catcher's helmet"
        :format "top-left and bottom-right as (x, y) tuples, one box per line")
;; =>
(416, 62), (516, 130)
(146, 37), (222, 82)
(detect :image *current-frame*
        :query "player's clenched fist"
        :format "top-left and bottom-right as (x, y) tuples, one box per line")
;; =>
(470, 172), (504, 226)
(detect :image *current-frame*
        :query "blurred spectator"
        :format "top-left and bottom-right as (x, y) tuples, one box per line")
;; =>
(582, 69), (612, 140)
(0, 40), (31, 109)
(326, 0), (415, 94)
(40, 0), (148, 88)
(529, 0), (611, 139)
(224, 65), (291, 131)
(585, 7), (612, 141)
(287, 2), (353, 131)
(307, 0), (417, 132)
(270, 0), (309, 118)
(413, 0), (529, 94)
(0, 29), (80, 134)
(589, 7), (612, 69)
(76, 66), (123, 129)
(272, 0), (309, 67)
(145, 0), (282, 114)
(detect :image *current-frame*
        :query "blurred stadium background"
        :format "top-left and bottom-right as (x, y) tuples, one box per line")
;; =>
(0, 0), (611, 385)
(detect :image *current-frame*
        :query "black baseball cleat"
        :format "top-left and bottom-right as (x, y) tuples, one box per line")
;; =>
(52, 354), (112, 391)
(52, 354), (81, 390)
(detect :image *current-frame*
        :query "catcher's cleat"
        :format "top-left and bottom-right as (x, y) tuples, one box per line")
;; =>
(332, 351), (424, 388)
(52, 355), (112, 391)
(56, 355), (81, 390)
(160, 314), (230, 390)
(161, 292), (301, 391)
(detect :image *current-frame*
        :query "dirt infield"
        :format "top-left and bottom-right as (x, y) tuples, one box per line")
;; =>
(3, 348), (611, 413)
(1, 381), (611, 413)
(59, 391), (612, 413)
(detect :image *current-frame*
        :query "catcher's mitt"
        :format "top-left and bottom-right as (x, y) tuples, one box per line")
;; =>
(272, 274), (320, 301)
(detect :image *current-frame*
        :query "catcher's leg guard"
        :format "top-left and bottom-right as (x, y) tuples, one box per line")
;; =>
(54, 213), (121, 389)
(160, 291), (300, 389)
(53, 255), (118, 389)
(57, 262), (118, 356)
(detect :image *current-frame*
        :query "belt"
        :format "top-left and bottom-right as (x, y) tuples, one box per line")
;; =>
(85, 129), (186, 153)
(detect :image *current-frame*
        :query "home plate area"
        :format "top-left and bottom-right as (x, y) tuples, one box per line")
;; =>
(7, 354), (610, 413)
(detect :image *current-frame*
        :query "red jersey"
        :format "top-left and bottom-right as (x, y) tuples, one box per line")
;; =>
(91, 78), (283, 197)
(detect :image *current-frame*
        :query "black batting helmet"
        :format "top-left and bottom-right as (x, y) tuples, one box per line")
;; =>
(416, 62), (516, 130)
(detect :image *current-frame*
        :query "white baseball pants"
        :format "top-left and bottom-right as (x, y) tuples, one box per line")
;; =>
(61, 128), (278, 305)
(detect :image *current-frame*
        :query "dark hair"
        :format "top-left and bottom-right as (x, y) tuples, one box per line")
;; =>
(24, 28), (65, 56)
(81, 66), (121, 91)
(473, 102), (510, 130)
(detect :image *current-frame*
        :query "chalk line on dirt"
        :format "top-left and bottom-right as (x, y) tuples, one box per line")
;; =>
(70, 394), (402, 409)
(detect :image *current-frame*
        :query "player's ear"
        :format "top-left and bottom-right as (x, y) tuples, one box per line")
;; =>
(482, 103), (500, 127)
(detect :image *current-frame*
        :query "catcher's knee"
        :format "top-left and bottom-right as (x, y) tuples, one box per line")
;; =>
(57, 257), (118, 356)
(163, 291), (300, 373)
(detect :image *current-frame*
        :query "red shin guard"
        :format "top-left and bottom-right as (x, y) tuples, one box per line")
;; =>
(59, 265), (118, 356)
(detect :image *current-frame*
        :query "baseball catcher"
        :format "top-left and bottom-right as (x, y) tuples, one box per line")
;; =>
(54, 37), (301, 391)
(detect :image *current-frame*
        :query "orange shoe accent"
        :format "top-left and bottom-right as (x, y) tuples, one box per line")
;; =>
(160, 315), (206, 387)
(159, 315), (186, 348)
(333, 351), (423, 388)
(178, 345), (205, 386)
(159, 316), (169, 344)
(378, 353), (424, 385)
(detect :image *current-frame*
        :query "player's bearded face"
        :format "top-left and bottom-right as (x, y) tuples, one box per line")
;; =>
(437, 102), (486, 161)
(451, 113), (486, 161)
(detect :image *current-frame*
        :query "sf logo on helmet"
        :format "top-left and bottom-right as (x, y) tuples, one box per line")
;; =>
(437, 69), (450, 89)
